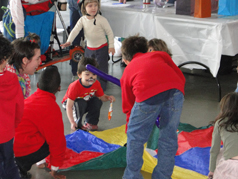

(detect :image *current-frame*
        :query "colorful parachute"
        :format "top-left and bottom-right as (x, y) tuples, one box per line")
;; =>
(46, 123), (214, 179)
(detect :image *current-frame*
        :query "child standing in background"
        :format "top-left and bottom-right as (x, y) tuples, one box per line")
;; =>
(208, 92), (238, 179)
(0, 35), (24, 179)
(62, 57), (115, 131)
(5, 38), (41, 98)
(148, 38), (172, 57)
(61, 0), (115, 91)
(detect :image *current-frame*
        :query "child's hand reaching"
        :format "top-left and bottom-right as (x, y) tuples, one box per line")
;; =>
(208, 171), (213, 179)
(109, 48), (115, 56)
(107, 95), (116, 103)
(71, 121), (77, 131)
(60, 42), (71, 49)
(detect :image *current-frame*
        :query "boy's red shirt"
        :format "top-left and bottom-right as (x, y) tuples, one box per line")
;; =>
(14, 88), (66, 167)
(120, 51), (185, 132)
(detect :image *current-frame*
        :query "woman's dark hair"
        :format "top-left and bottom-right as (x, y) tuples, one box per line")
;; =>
(0, 35), (13, 65)
(24, 32), (41, 47)
(8, 38), (40, 71)
(214, 92), (238, 132)
(38, 65), (61, 93)
(121, 35), (148, 62)
(77, 57), (99, 75)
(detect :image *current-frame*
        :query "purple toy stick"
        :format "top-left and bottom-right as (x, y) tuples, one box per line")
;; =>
(86, 64), (121, 87)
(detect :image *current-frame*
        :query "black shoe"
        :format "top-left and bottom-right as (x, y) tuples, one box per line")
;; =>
(20, 171), (32, 179)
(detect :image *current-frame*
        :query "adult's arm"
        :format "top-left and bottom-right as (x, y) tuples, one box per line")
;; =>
(10, 0), (25, 38)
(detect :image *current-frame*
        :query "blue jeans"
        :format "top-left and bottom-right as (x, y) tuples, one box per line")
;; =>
(68, 0), (84, 76)
(0, 138), (21, 179)
(123, 89), (184, 179)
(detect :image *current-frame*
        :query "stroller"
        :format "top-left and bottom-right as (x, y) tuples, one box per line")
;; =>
(2, 0), (84, 69)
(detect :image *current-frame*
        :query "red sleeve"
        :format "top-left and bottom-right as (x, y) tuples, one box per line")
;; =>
(38, 104), (66, 167)
(66, 82), (79, 101)
(120, 70), (135, 132)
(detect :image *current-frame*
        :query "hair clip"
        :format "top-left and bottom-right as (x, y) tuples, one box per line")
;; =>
(30, 39), (36, 43)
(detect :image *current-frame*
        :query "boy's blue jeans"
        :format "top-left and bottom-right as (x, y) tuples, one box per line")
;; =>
(123, 89), (184, 179)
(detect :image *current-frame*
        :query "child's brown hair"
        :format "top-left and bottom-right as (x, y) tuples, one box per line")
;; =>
(121, 35), (148, 62)
(148, 38), (172, 57)
(215, 92), (238, 132)
(77, 57), (99, 75)
(80, 0), (100, 15)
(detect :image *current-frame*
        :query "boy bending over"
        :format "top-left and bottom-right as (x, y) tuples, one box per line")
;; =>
(120, 35), (185, 179)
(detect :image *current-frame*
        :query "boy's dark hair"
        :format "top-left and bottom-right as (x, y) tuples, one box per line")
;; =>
(0, 35), (13, 65)
(38, 66), (61, 93)
(121, 35), (148, 62)
(8, 38), (40, 72)
(77, 57), (99, 75)
(148, 38), (172, 57)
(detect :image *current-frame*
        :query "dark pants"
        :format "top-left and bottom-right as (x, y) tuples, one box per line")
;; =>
(74, 97), (103, 127)
(84, 46), (109, 91)
(0, 138), (21, 179)
(15, 142), (49, 176)
(68, 0), (84, 76)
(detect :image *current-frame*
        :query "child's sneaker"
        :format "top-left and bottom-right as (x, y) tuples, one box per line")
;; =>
(83, 123), (98, 131)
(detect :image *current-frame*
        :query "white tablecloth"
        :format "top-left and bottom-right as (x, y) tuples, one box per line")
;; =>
(101, 1), (238, 77)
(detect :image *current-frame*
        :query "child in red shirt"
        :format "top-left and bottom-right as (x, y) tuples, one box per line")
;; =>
(120, 35), (185, 179)
(14, 66), (66, 179)
(0, 35), (24, 179)
(62, 57), (115, 131)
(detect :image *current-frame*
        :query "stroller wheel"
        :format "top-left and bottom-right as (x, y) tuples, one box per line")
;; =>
(72, 50), (83, 63)
(70, 46), (84, 63)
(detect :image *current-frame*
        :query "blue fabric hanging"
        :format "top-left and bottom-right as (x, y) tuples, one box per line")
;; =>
(218, 0), (238, 16)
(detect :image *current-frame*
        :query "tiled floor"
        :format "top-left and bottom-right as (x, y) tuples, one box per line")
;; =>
(27, 55), (238, 179)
